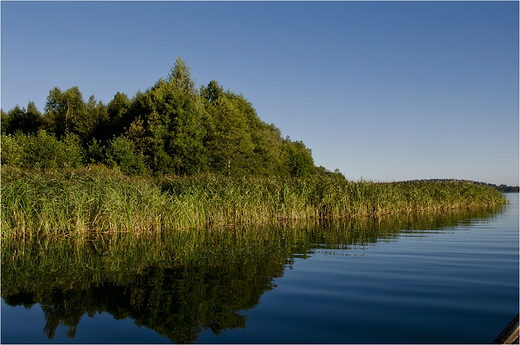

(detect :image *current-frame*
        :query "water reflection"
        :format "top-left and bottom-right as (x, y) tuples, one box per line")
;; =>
(1, 205), (505, 343)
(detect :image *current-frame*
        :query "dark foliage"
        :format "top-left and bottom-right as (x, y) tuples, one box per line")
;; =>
(2, 58), (321, 178)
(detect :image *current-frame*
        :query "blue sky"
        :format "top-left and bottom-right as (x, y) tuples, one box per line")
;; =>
(2, 1), (518, 185)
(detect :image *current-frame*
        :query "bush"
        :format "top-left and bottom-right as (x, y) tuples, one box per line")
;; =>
(60, 132), (84, 168)
(86, 138), (105, 164)
(105, 136), (148, 176)
(1, 131), (84, 169)
(1, 134), (26, 166)
(26, 130), (61, 168)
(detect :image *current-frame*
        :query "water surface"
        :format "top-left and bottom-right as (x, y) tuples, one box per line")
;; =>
(2, 194), (518, 343)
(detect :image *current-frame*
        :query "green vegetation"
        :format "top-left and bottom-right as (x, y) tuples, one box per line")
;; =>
(1, 57), (317, 178)
(1, 205), (506, 342)
(0, 56), (509, 238)
(0, 56), (512, 343)
(1, 166), (506, 239)
(403, 179), (519, 193)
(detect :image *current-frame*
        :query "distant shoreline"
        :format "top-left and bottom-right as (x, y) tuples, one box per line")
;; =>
(400, 179), (519, 193)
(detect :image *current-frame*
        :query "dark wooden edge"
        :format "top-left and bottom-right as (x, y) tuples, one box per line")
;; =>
(492, 313), (519, 344)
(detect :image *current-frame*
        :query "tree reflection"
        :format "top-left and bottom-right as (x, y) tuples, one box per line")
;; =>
(1, 205), (505, 343)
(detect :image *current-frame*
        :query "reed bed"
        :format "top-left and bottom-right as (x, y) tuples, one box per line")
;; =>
(1, 166), (507, 239)
(2, 203), (505, 297)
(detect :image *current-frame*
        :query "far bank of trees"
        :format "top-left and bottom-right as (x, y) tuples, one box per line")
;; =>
(2, 57), (336, 178)
(402, 179), (519, 193)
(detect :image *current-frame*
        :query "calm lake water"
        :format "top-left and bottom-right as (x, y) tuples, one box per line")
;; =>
(2, 194), (518, 344)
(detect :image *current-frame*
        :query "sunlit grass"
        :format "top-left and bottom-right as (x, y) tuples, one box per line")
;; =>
(1, 166), (507, 239)
(2, 203), (505, 294)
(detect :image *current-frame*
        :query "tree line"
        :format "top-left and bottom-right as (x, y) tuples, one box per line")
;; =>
(2, 57), (336, 178)
(403, 179), (519, 193)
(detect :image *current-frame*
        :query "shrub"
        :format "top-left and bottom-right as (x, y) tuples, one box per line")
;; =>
(27, 130), (84, 169)
(1, 134), (25, 166)
(60, 132), (84, 168)
(86, 138), (105, 164)
(1, 131), (84, 169)
(105, 136), (148, 176)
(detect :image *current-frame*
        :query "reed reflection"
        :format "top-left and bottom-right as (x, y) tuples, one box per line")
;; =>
(1, 204), (505, 343)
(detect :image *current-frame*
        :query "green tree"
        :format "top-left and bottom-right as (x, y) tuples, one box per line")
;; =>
(125, 116), (147, 155)
(281, 137), (315, 177)
(200, 79), (224, 103)
(42, 86), (86, 138)
(230, 94), (284, 176)
(165, 58), (208, 175)
(3, 106), (25, 134)
(1, 102), (42, 135)
(201, 81), (291, 177)
(74, 95), (109, 146)
(1, 109), (7, 134)
(204, 91), (254, 176)
(249, 122), (284, 176)
(127, 89), (173, 174)
(168, 56), (196, 92)
(2, 57), (319, 177)
(24, 102), (43, 135)
(106, 92), (132, 141)
(127, 58), (209, 175)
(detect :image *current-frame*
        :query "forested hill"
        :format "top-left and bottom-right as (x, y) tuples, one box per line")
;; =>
(1, 57), (331, 178)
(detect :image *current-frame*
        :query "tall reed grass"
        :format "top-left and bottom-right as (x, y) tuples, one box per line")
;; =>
(1, 166), (507, 239)
(2, 203), (504, 298)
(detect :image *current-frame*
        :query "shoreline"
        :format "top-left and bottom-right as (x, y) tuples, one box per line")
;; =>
(1, 166), (508, 239)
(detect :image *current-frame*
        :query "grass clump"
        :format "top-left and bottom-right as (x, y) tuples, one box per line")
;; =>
(1, 166), (507, 239)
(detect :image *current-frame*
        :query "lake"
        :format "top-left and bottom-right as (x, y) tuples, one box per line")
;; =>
(2, 193), (518, 343)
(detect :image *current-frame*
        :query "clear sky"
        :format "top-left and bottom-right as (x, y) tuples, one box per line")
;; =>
(1, 1), (518, 185)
